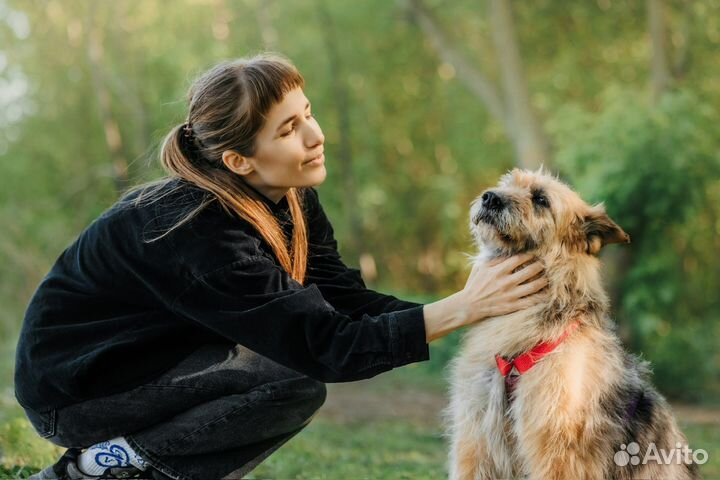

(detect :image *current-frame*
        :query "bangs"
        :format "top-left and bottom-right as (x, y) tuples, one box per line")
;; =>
(243, 55), (305, 119)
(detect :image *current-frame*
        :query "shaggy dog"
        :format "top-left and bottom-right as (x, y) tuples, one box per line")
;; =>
(446, 168), (699, 480)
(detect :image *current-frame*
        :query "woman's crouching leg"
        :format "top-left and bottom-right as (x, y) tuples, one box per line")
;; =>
(126, 374), (327, 480)
(31, 344), (327, 480)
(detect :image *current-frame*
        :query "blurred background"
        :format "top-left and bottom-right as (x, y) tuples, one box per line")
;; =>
(1, 0), (718, 477)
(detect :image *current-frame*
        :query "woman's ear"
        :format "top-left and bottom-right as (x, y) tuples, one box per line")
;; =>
(222, 150), (254, 176)
(583, 204), (631, 254)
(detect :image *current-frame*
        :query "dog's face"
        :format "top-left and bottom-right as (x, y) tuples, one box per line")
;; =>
(470, 168), (630, 256)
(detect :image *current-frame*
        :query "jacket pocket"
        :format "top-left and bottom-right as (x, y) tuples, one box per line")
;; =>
(24, 406), (57, 439)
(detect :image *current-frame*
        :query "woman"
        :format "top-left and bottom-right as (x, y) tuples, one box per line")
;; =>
(16, 53), (547, 480)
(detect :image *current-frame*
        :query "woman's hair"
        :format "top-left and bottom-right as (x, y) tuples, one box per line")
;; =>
(127, 53), (309, 284)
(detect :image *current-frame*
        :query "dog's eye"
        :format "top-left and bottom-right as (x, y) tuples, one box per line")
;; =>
(532, 194), (550, 208)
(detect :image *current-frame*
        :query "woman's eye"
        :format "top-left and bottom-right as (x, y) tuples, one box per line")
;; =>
(281, 127), (295, 137)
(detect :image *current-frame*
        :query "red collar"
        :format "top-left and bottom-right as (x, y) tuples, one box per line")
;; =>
(495, 320), (581, 378)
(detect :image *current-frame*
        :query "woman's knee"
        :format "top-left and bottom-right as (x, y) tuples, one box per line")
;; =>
(273, 376), (326, 418)
(304, 378), (327, 413)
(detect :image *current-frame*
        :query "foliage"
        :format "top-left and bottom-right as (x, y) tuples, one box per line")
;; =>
(0, 416), (62, 471)
(550, 88), (720, 401)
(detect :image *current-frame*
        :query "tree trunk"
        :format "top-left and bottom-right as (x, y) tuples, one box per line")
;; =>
(648, 0), (673, 101)
(403, 0), (551, 169)
(671, 0), (692, 80)
(489, 0), (551, 169)
(404, 0), (508, 130)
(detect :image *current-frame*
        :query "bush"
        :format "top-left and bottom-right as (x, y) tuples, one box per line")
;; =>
(549, 88), (720, 402)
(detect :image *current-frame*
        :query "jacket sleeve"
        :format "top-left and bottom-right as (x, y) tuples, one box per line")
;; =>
(304, 188), (420, 319)
(170, 255), (429, 383)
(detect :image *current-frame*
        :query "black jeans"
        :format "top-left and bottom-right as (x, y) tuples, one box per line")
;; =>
(23, 343), (327, 480)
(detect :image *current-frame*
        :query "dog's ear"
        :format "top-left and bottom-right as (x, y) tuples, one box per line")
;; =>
(583, 205), (630, 254)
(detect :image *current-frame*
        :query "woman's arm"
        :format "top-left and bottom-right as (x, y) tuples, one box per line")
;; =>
(171, 255), (429, 383)
(423, 254), (547, 342)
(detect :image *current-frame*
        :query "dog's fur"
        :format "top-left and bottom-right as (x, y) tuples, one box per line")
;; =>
(446, 168), (699, 480)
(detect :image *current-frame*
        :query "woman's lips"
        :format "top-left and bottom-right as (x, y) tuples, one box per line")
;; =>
(304, 153), (324, 166)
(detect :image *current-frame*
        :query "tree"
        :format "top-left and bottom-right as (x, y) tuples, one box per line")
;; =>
(403, 0), (551, 169)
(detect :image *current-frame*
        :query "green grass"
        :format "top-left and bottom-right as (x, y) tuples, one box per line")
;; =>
(248, 419), (720, 479)
(681, 422), (720, 480)
(0, 408), (63, 478)
(0, 465), (38, 479)
(248, 419), (447, 480)
(2, 406), (717, 479)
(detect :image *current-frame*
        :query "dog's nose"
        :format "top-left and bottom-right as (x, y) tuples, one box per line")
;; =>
(481, 191), (503, 210)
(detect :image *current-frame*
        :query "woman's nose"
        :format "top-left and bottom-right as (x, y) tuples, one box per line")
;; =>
(304, 121), (324, 148)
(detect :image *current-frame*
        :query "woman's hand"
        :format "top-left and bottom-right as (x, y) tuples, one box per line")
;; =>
(462, 253), (548, 320)
(422, 253), (548, 342)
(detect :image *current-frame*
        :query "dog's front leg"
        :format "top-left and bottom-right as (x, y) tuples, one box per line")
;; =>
(447, 370), (513, 480)
(448, 425), (493, 480)
(448, 416), (513, 480)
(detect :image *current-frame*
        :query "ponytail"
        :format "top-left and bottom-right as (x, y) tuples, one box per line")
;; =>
(154, 124), (308, 284)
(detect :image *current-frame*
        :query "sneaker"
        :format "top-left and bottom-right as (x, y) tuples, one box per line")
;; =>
(29, 448), (169, 480)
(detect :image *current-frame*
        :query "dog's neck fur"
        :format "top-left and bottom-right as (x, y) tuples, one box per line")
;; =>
(538, 246), (611, 330)
(474, 245), (613, 358)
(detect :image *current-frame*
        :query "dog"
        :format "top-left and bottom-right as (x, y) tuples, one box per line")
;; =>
(446, 168), (699, 480)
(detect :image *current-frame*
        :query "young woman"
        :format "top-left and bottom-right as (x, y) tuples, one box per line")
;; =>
(17, 53), (547, 480)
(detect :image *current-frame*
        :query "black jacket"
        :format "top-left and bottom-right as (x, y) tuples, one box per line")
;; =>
(14, 179), (429, 411)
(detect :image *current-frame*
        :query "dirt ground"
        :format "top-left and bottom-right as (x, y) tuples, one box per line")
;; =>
(321, 381), (447, 426)
(320, 381), (720, 427)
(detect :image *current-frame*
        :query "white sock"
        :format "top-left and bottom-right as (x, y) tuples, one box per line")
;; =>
(77, 437), (147, 476)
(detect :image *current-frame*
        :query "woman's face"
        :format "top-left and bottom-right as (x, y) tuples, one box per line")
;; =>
(224, 87), (326, 203)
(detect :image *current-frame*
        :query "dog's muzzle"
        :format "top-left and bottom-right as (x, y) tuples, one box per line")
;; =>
(472, 191), (506, 226)
(472, 209), (494, 226)
(481, 191), (504, 211)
